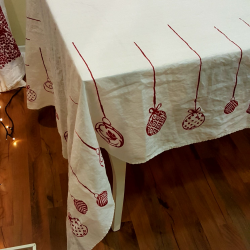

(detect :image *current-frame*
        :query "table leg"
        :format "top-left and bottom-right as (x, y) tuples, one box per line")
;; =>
(108, 154), (126, 232)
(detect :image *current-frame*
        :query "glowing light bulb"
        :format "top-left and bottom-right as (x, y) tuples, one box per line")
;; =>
(6, 126), (8, 128)
(14, 142), (17, 146)
(12, 138), (15, 140)
(0, 118), (2, 121)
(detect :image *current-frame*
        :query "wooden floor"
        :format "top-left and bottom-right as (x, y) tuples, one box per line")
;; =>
(0, 88), (250, 249)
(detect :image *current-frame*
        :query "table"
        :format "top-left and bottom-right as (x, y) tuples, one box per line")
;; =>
(26, 0), (250, 249)
(0, 0), (25, 92)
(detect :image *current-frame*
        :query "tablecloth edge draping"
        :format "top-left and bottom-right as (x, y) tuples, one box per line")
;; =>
(0, 75), (26, 93)
(53, 122), (250, 165)
(97, 125), (250, 165)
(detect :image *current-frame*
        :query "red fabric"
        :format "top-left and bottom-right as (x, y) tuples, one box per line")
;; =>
(0, 6), (21, 69)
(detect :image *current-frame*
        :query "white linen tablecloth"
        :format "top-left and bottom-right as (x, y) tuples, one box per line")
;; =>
(0, 0), (25, 92)
(26, 0), (250, 249)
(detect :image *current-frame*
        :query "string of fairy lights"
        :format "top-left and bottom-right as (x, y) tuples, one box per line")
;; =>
(0, 87), (23, 144)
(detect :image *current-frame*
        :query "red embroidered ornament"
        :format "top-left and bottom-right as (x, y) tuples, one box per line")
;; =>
(246, 104), (250, 114)
(75, 131), (105, 167)
(64, 131), (68, 142)
(146, 104), (167, 136)
(214, 27), (242, 115)
(134, 42), (166, 136)
(95, 117), (124, 147)
(26, 85), (37, 102)
(239, 20), (250, 115)
(94, 191), (108, 207)
(68, 213), (88, 237)
(70, 165), (108, 207)
(72, 43), (124, 147)
(168, 25), (205, 130)
(182, 107), (205, 130)
(0, 7), (21, 69)
(224, 98), (238, 114)
(70, 194), (88, 215)
(39, 47), (54, 94)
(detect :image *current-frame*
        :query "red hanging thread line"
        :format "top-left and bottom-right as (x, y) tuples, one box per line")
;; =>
(72, 42), (106, 118)
(168, 25), (202, 110)
(70, 96), (78, 104)
(75, 131), (97, 151)
(134, 42), (156, 108)
(39, 47), (49, 79)
(214, 26), (243, 98)
(69, 165), (95, 195)
(26, 17), (41, 22)
(239, 18), (250, 27)
(70, 193), (75, 200)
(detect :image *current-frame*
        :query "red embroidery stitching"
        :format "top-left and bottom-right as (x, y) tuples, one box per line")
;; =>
(214, 26), (242, 114)
(70, 96), (78, 104)
(64, 131), (68, 142)
(70, 193), (88, 215)
(26, 17), (41, 22)
(239, 18), (250, 27)
(26, 85), (37, 102)
(70, 165), (108, 207)
(39, 47), (54, 94)
(75, 131), (105, 167)
(238, 19), (250, 114)
(134, 43), (167, 136)
(0, 7), (21, 69)
(72, 42), (124, 148)
(168, 25), (205, 130)
(68, 213), (88, 237)
(246, 104), (250, 114)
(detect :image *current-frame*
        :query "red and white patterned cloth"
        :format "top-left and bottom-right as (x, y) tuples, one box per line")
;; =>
(26, 0), (250, 249)
(0, 0), (25, 92)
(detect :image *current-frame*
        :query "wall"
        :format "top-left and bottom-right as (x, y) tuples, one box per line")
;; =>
(4, 0), (26, 46)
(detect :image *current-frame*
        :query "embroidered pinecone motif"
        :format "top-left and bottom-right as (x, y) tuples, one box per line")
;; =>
(246, 104), (250, 114)
(68, 213), (88, 237)
(73, 199), (88, 215)
(26, 85), (37, 102)
(146, 105), (167, 136)
(96, 191), (108, 207)
(224, 99), (238, 114)
(182, 107), (205, 130)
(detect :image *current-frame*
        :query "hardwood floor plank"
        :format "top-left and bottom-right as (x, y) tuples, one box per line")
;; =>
(26, 108), (51, 250)
(40, 125), (64, 208)
(48, 206), (67, 250)
(156, 150), (211, 250)
(125, 163), (179, 250)
(1, 88), (250, 249)
(0, 89), (32, 247)
(202, 157), (250, 249)
(171, 147), (234, 250)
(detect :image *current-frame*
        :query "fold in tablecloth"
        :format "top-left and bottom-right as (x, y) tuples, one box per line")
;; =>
(0, 0), (25, 92)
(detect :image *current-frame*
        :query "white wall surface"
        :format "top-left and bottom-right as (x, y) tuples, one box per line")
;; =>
(4, 0), (26, 46)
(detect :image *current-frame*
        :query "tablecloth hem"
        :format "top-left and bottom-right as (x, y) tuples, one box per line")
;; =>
(0, 75), (26, 93)
(86, 204), (115, 250)
(106, 125), (250, 165)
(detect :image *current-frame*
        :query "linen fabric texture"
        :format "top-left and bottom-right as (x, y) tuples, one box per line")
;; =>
(26, 0), (250, 249)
